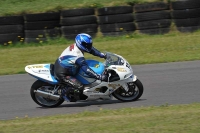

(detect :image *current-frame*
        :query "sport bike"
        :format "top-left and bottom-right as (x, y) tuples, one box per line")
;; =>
(25, 52), (144, 107)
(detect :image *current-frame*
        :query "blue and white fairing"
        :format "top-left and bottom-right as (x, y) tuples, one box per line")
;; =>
(25, 60), (104, 85)
(25, 64), (58, 84)
(75, 60), (105, 84)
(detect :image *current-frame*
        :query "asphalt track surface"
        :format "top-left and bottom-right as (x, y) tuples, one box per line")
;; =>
(0, 60), (200, 120)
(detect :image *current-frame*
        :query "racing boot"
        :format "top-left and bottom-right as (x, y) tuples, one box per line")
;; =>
(73, 89), (80, 101)
(62, 87), (80, 102)
(61, 87), (71, 102)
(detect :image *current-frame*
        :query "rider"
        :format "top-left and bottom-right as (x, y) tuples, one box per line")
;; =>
(54, 33), (107, 101)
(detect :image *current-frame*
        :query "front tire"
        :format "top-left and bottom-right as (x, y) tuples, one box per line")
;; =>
(30, 80), (64, 108)
(112, 79), (144, 101)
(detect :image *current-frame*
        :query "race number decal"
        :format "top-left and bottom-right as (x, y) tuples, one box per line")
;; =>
(69, 44), (74, 51)
(126, 62), (131, 70)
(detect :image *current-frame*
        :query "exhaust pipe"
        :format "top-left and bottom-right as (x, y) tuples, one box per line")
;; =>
(34, 90), (61, 100)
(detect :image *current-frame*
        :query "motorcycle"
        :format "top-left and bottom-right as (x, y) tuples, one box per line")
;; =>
(25, 52), (144, 107)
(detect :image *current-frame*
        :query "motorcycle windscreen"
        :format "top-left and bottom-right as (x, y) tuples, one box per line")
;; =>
(75, 60), (105, 84)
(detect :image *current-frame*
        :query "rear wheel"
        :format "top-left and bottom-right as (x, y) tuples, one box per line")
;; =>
(30, 80), (64, 108)
(112, 79), (143, 101)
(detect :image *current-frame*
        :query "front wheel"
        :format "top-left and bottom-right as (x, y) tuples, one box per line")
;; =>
(30, 80), (64, 108)
(112, 79), (144, 102)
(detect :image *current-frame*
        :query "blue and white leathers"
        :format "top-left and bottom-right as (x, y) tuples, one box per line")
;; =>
(58, 44), (104, 79)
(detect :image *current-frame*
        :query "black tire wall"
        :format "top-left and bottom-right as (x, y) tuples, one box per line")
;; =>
(23, 12), (61, 43)
(0, 16), (24, 45)
(134, 2), (169, 13)
(134, 2), (171, 35)
(60, 8), (98, 39)
(171, 0), (200, 32)
(1, 0), (200, 44)
(97, 6), (135, 36)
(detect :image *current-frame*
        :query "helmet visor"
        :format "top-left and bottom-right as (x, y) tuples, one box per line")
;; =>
(82, 42), (92, 52)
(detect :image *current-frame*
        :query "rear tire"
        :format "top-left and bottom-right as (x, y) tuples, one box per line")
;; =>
(30, 80), (64, 108)
(112, 79), (143, 102)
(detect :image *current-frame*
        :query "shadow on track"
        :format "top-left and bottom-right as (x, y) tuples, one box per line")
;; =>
(37, 99), (146, 109)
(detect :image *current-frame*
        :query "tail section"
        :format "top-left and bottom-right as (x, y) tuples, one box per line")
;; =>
(25, 64), (58, 84)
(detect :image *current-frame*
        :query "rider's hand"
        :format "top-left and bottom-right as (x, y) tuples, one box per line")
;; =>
(98, 74), (108, 81)
(100, 53), (107, 59)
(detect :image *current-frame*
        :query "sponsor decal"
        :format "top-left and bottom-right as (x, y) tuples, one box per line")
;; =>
(94, 64), (99, 68)
(126, 62), (131, 69)
(95, 88), (101, 91)
(32, 65), (43, 68)
(108, 84), (121, 89)
(38, 70), (49, 72)
(116, 67), (127, 72)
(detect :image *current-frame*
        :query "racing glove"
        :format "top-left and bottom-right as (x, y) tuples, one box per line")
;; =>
(98, 74), (108, 81)
(99, 53), (107, 59)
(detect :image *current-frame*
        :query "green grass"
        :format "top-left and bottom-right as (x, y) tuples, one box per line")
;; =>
(1, 31), (200, 75)
(0, 0), (167, 16)
(0, 103), (200, 133)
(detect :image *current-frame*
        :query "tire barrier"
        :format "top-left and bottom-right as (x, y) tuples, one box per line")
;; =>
(0, 33), (24, 45)
(61, 8), (95, 17)
(171, 0), (200, 33)
(24, 12), (60, 43)
(99, 22), (136, 32)
(0, 16), (24, 45)
(61, 24), (98, 34)
(97, 6), (133, 15)
(0, 16), (23, 25)
(1, 0), (200, 45)
(134, 2), (169, 13)
(24, 38), (47, 43)
(60, 8), (97, 39)
(63, 33), (97, 40)
(98, 14), (134, 24)
(24, 21), (60, 30)
(60, 15), (97, 26)
(135, 10), (171, 22)
(136, 19), (171, 30)
(171, 0), (200, 10)
(97, 6), (135, 36)
(177, 26), (200, 33)
(0, 25), (23, 34)
(172, 8), (200, 19)
(134, 2), (171, 35)
(24, 12), (60, 22)
(25, 28), (61, 38)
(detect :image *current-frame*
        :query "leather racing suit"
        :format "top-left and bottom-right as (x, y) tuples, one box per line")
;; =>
(54, 43), (105, 100)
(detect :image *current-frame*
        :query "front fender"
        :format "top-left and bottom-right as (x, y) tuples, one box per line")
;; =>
(133, 75), (137, 82)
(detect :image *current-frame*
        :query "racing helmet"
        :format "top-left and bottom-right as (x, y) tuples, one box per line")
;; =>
(75, 33), (93, 52)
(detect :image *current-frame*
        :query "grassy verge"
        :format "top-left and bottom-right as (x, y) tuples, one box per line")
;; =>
(0, 31), (200, 75)
(0, 103), (200, 133)
(0, 0), (166, 16)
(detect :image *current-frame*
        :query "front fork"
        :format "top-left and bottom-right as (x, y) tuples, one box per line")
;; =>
(121, 75), (137, 92)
